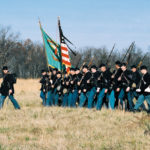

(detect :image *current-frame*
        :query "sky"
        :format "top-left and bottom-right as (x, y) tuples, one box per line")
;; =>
(0, 0), (150, 51)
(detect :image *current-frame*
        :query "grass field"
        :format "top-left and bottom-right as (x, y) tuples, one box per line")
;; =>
(0, 79), (150, 150)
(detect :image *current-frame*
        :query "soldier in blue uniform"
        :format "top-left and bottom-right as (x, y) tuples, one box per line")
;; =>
(87, 65), (99, 109)
(130, 65), (141, 108)
(40, 69), (47, 105)
(78, 65), (92, 107)
(96, 64), (112, 110)
(134, 65), (150, 112)
(0, 66), (20, 109)
(62, 71), (70, 107)
(75, 68), (82, 106)
(52, 71), (62, 106)
(110, 61), (123, 109)
(50, 68), (58, 105)
(68, 68), (77, 107)
(117, 63), (133, 110)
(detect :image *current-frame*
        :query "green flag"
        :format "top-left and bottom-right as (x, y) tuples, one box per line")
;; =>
(40, 26), (62, 71)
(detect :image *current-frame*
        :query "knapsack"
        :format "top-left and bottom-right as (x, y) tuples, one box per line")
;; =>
(11, 73), (17, 84)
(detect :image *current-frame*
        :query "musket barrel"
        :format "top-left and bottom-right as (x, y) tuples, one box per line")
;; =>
(121, 41), (135, 63)
(106, 43), (115, 66)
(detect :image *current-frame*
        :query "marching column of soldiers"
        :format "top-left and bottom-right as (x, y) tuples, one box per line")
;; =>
(39, 61), (150, 112)
(0, 62), (149, 112)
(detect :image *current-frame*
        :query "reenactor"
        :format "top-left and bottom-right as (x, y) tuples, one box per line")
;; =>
(40, 69), (46, 105)
(75, 68), (82, 79)
(39, 69), (49, 106)
(51, 68), (58, 105)
(134, 65), (150, 112)
(75, 67), (82, 105)
(130, 65), (141, 103)
(110, 61), (123, 109)
(62, 71), (70, 107)
(117, 63), (133, 110)
(96, 64), (112, 110)
(45, 70), (52, 107)
(130, 65), (147, 111)
(52, 71), (62, 106)
(78, 65), (92, 107)
(71, 68), (79, 107)
(68, 68), (77, 107)
(87, 65), (100, 109)
(0, 66), (20, 109)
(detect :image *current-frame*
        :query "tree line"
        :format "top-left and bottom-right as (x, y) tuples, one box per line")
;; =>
(0, 26), (149, 78)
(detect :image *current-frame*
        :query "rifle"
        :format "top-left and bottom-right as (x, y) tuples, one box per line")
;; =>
(79, 62), (86, 72)
(106, 43), (115, 66)
(77, 57), (94, 87)
(88, 57), (94, 67)
(121, 41), (135, 63)
(126, 42), (135, 65)
(111, 42), (134, 79)
(136, 53), (148, 69)
(78, 56), (93, 72)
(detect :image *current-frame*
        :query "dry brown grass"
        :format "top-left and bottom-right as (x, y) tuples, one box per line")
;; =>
(0, 79), (150, 150)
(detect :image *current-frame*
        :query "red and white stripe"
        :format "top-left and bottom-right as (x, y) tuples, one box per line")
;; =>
(61, 43), (71, 67)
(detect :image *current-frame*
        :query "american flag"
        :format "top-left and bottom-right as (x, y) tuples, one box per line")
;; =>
(58, 18), (71, 70)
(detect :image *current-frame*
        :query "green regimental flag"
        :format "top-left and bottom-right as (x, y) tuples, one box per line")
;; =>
(40, 26), (62, 71)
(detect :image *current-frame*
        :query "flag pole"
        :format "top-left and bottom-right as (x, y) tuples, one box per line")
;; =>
(58, 16), (63, 73)
(38, 19), (50, 72)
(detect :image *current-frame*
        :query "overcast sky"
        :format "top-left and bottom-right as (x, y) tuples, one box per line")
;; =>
(0, 0), (150, 51)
